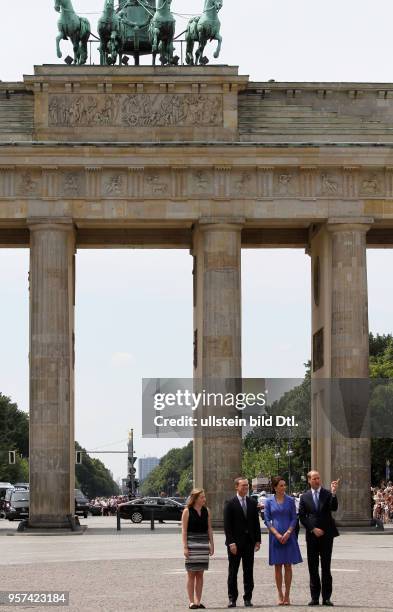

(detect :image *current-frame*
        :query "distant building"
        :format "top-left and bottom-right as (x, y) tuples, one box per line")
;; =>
(121, 478), (128, 495)
(139, 457), (160, 482)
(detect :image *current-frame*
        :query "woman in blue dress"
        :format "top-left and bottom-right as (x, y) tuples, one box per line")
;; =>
(264, 476), (303, 605)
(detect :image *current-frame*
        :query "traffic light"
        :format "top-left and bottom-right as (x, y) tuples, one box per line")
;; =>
(75, 451), (82, 465)
(8, 451), (16, 465)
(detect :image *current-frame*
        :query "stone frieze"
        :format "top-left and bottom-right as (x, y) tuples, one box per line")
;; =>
(48, 94), (223, 128)
(0, 166), (392, 200)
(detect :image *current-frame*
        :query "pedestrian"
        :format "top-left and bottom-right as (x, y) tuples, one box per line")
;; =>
(182, 488), (214, 609)
(159, 491), (167, 523)
(299, 471), (340, 606)
(224, 477), (261, 608)
(264, 476), (303, 605)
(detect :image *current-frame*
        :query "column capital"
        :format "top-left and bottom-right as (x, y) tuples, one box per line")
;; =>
(196, 217), (245, 232)
(326, 216), (374, 233)
(27, 217), (75, 232)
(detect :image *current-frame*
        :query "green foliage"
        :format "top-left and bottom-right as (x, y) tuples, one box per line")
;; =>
(74, 441), (120, 498)
(370, 335), (393, 378)
(0, 393), (29, 483)
(369, 333), (393, 483)
(243, 365), (312, 491)
(140, 442), (193, 496)
(242, 446), (277, 481)
(0, 392), (119, 497)
(369, 332), (393, 358)
(177, 468), (193, 496)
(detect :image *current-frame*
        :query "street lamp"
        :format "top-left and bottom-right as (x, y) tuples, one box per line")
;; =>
(286, 443), (294, 494)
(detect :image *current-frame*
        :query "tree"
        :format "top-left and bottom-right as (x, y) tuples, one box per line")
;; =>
(0, 393), (29, 483)
(243, 365), (312, 491)
(369, 333), (393, 483)
(140, 442), (193, 496)
(0, 392), (119, 497)
(75, 442), (120, 498)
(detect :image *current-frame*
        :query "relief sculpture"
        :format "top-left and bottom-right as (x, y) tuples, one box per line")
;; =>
(361, 176), (379, 195)
(48, 93), (223, 128)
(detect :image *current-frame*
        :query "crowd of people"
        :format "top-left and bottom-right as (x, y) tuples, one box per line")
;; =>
(89, 495), (129, 516)
(372, 481), (393, 524)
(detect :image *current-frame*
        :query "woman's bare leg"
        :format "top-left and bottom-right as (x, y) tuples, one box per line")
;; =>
(283, 564), (293, 604)
(274, 565), (284, 604)
(195, 570), (204, 605)
(187, 571), (196, 605)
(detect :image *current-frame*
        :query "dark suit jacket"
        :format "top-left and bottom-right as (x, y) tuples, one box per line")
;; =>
(224, 496), (261, 547)
(299, 488), (339, 539)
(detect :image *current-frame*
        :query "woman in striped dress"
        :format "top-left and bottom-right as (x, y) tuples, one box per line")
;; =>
(182, 489), (214, 609)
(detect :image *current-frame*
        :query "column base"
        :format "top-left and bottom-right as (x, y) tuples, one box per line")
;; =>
(336, 519), (373, 528)
(25, 514), (83, 532)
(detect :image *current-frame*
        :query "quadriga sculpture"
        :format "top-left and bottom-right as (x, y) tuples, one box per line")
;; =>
(54, 0), (91, 65)
(149, 0), (176, 66)
(97, 0), (177, 66)
(185, 0), (223, 66)
(98, 0), (121, 65)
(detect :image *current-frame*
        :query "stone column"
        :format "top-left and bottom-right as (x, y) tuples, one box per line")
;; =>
(28, 218), (76, 529)
(310, 218), (372, 525)
(328, 220), (371, 525)
(192, 219), (243, 526)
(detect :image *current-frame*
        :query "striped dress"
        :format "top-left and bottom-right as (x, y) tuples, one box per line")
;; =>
(185, 506), (210, 572)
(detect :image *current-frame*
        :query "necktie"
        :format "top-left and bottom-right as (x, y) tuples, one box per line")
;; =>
(241, 497), (247, 517)
(313, 490), (319, 511)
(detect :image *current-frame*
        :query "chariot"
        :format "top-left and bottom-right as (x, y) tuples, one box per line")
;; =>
(115, 0), (156, 65)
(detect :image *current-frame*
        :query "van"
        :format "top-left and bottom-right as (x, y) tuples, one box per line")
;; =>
(75, 489), (89, 518)
(6, 489), (30, 521)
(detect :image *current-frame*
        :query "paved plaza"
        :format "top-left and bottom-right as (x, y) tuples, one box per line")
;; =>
(1, 517), (393, 612)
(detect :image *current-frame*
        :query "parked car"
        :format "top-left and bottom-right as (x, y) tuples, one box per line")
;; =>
(13, 483), (29, 490)
(75, 489), (89, 518)
(6, 489), (30, 521)
(0, 483), (13, 518)
(118, 496), (185, 523)
(169, 496), (187, 505)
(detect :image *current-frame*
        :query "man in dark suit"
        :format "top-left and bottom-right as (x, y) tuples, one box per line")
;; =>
(299, 471), (340, 607)
(224, 477), (261, 608)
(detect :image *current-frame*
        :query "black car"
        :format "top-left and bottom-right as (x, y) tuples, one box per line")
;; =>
(0, 483), (14, 519)
(118, 496), (185, 523)
(6, 489), (30, 521)
(75, 489), (89, 518)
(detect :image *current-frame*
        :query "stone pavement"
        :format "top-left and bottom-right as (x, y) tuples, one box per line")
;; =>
(1, 517), (393, 612)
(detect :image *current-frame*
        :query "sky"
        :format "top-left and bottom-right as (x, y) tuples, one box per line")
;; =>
(1, 1), (393, 483)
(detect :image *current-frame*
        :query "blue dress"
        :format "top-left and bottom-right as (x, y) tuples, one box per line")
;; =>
(264, 495), (303, 566)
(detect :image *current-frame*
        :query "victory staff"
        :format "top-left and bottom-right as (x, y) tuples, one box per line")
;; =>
(299, 471), (340, 607)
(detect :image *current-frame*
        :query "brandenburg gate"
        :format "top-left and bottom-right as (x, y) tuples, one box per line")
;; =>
(1, 64), (392, 528)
